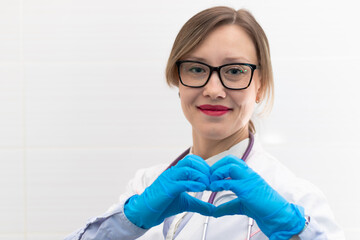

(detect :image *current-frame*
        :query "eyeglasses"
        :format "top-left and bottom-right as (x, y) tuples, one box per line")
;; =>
(176, 60), (258, 90)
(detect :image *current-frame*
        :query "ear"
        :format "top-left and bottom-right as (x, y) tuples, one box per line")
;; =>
(255, 74), (263, 103)
(256, 88), (263, 103)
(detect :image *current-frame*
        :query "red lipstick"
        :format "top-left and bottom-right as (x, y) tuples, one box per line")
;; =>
(198, 105), (231, 116)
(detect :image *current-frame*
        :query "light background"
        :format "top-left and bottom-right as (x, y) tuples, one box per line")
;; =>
(1, 0), (359, 239)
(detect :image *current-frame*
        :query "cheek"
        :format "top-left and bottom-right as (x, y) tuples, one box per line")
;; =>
(179, 86), (198, 115)
(230, 89), (257, 121)
(179, 86), (189, 108)
(243, 77), (260, 104)
(179, 84), (202, 100)
(232, 89), (256, 107)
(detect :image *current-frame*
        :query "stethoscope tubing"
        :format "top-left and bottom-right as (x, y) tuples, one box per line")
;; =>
(201, 133), (254, 240)
(201, 193), (255, 240)
(201, 216), (210, 240)
(247, 218), (255, 240)
(166, 132), (255, 239)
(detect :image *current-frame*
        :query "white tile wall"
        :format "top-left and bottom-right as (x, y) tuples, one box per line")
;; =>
(0, 236), (25, 240)
(22, 0), (125, 62)
(21, 0), (191, 63)
(26, 234), (64, 240)
(263, 59), (360, 144)
(0, 150), (24, 233)
(24, 62), (191, 148)
(0, 64), (24, 147)
(1, 0), (359, 239)
(0, 0), (20, 62)
(26, 147), (184, 234)
(0, 1), (25, 239)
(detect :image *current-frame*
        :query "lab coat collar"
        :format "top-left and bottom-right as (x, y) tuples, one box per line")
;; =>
(190, 134), (257, 166)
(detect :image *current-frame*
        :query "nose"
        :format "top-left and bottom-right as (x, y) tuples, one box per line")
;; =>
(202, 71), (226, 99)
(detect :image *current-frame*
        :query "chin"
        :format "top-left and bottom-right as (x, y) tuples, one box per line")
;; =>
(199, 128), (232, 141)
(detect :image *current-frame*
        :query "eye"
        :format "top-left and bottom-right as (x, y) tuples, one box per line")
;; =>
(189, 66), (206, 74)
(226, 67), (247, 75)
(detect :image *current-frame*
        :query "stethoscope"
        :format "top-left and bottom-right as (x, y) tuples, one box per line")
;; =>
(166, 132), (255, 240)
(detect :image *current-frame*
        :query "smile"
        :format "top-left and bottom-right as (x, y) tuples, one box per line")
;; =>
(197, 105), (232, 116)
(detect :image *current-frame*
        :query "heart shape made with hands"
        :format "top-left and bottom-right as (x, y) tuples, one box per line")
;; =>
(175, 154), (288, 220)
(163, 155), (305, 240)
(126, 154), (302, 236)
(170, 154), (258, 217)
(126, 154), (303, 237)
(124, 154), (254, 229)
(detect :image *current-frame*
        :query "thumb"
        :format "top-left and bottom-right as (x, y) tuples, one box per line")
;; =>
(180, 193), (215, 216)
(213, 198), (243, 217)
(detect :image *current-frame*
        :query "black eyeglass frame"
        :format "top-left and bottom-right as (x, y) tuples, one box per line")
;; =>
(176, 60), (259, 90)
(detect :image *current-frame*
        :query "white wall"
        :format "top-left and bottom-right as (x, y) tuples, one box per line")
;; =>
(1, 0), (359, 239)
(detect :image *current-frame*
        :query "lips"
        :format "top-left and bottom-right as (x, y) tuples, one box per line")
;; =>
(198, 105), (232, 116)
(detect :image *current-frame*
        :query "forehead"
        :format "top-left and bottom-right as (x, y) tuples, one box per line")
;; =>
(186, 24), (257, 64)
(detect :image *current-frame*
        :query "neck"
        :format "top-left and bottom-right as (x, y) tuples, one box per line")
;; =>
(192, 127), (249, 160)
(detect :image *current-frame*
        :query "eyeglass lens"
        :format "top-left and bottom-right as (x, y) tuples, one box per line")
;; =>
(179, 62), (252, 89)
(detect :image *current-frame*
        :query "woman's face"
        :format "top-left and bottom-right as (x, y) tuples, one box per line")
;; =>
(179, 24), (261, 141)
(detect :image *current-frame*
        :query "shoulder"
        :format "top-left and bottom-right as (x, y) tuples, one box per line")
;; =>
(247, 138), (326, 204)
(247, 138), (344, 237)
(128, 163), (168, 194)
(118, 163), (168, 203)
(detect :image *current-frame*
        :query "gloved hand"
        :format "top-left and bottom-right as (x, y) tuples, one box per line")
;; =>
(124, 154), (215, 229)
(210, 155), (305, 240)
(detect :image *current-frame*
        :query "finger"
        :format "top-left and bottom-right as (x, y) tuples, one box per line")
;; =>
(213, 198), (242, 217)
(211, 155), (246, 172)
(176, 154), (211, 176)
(177, 180), (208, 193)
(157, 193), (215, 219)
(149, 176), (207, 201)
(210, 179), (256, 195)
(210, 179), (235, 192)
(211, 163), (237, 181)
(158, 167), (210, 197)
(229, 164), (258, 180)
(210, 178), (264, 199)
(211, 163), (255, 181)
(170, 167), (210, 186)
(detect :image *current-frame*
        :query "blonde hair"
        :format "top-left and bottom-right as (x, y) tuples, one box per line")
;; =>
(165, 6), (274, 133)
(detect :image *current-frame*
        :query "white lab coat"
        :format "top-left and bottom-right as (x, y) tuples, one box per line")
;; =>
(115, 136), (345, 239)
(65, 135), (345, 240)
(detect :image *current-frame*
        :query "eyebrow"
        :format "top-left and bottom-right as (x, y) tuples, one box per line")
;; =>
(185, 56), (254, 64)
(223, 57), (253, 62)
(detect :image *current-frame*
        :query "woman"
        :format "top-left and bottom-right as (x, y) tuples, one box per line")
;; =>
(65, 6), (344, 240)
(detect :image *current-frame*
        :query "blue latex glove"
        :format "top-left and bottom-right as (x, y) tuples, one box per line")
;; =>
(124, 155), (215, 229)
(210, 155), (305, 240)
